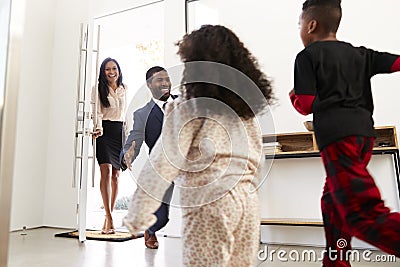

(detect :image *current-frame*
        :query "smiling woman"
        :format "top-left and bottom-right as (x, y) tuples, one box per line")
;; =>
(91, 57), (127, 234)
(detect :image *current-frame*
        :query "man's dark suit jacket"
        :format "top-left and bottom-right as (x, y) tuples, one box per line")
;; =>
(120, 96), (177, 167)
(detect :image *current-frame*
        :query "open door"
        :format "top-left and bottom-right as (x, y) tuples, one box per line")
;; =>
(73, 23), (100, 242)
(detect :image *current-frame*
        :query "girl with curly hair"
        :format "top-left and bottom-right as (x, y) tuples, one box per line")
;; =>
(123, 25), (274, 266)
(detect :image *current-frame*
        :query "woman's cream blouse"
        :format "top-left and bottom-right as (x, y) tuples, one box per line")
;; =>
(91, 84), (127, 132)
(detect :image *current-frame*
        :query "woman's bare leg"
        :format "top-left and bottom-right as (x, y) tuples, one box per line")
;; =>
(99, 163), (113, 233)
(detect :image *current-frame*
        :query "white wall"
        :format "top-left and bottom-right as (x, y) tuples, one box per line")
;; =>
(9, 0), (57, 230)
(340, 1), (400, 129)
(163, 0), (185, 68)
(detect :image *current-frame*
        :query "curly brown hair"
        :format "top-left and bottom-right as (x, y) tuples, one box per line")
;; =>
(176, 25), (274, 119)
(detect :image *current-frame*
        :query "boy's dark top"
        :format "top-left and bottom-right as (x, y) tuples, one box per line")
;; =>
(291, 40), (400, 149)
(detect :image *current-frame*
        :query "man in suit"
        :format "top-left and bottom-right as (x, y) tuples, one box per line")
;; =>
(120, 66), (176, 249)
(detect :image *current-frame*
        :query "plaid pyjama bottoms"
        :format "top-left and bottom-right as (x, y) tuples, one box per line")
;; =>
(320, 136), (400, 266)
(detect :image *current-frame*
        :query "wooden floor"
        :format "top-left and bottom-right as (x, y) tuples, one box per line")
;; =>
(7, 228), (398, 267)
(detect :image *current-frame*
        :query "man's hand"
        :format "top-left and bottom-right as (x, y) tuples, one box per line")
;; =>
(123, 141), (136, 170)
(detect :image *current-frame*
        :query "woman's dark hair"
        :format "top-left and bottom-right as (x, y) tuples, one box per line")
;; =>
(98, 57), (124, 107)
(176, 25), (274, 119)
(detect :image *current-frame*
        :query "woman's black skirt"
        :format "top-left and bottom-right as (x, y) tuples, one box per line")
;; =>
(96, 120), (123, 170)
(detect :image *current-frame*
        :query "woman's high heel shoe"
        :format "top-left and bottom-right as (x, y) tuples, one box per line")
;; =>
(101, 214), (115, 235)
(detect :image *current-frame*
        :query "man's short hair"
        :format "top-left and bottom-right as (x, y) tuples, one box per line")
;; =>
(302, 0), (342, 33)
(146, 66), (166, 82)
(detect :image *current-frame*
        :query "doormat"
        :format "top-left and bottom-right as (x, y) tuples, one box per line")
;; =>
(55, 230), (144, 242)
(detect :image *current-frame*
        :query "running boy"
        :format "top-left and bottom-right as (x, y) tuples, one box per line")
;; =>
(290, 0), (400, 266)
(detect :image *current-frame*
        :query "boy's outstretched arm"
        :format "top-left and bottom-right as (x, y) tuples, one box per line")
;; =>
(289, 89), (315, 115)
(391, 56), (400, 72)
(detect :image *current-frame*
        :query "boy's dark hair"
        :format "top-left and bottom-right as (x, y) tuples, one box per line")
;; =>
(176, 25), (274, 119)
(98, 57), (124, 108)
(146, 66), (166, 83)
(302, 0), (342, 33)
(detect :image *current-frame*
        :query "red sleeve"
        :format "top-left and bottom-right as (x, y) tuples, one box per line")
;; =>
(289, 90), (315, 115)
(391, 56), (400, 72)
